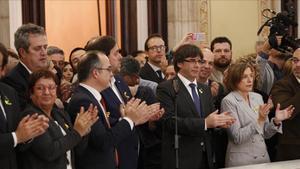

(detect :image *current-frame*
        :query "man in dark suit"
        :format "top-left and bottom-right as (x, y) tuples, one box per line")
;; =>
(0, 42), (49, 169)
(2, 23), (49, 110)
(140, 34), (167, 84)
(271, 48), (300, 161)
(157, 44), (235, 169)
(85, 36), (139, 169)
(68, 51), (155, 169)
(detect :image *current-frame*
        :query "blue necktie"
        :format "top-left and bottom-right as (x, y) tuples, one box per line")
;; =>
(189, 83), (202, 117)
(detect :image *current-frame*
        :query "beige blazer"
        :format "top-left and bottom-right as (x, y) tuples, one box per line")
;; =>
(221, 91), (282, 167)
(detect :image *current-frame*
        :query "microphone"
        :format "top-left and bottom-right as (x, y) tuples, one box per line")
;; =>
(173, 79), (180, 94)
(173, 78), (180, 169)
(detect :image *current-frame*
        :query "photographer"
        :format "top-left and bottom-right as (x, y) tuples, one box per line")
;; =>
(257, 37), (290, 96)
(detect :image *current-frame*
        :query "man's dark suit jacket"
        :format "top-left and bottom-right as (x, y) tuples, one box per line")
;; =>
(101, 75), (139, 169)
(18, 104), (82, 169)
(271, 74), (300, 161)
(68, 85), (134, 169)
(0, 82), (21, 169)
(2, 63), (30, 110)
(157, 76), (215, 169)
(139, 62), (164, 84)
(135, 86), (162, 169)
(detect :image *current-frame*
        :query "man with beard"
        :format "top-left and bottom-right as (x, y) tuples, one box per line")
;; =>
(210, 37), (232, 84)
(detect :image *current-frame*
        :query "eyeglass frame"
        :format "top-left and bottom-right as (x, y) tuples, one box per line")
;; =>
(148, 45), (166, 52)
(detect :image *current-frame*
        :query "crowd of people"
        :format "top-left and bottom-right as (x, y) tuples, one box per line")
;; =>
(0, 23), (299, 169)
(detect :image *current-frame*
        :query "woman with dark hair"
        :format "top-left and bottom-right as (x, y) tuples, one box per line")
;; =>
(18, 70), (98, 169)
(62, 62), (74, 83)
(221, 62), (294, 167)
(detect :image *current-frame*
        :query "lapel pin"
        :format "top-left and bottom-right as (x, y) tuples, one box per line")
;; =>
(105, 111), (110, 118)
(198, 88), (203, 94)
(4, 96), (12, 106)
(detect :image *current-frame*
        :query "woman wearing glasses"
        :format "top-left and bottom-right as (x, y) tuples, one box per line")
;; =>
(18, 70), (98, 169)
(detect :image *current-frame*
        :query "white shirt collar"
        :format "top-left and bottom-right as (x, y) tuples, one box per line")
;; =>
(20, 61), (32, 74)
(79, 83), (102, 102)
(148, 62), (161, 72)
(177, 73), (197, 88)
(296, 76), (300, 84)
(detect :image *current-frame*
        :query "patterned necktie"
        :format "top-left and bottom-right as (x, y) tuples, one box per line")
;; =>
(189, 83), (202, 117)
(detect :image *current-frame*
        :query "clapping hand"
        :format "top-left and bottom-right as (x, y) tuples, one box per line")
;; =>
(74, 104), (99, 137)
(258, 103), (273, 124)
(274, 103), (294, 125)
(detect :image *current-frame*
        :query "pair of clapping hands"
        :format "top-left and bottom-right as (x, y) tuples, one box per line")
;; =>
(258, 103), (294, 126)
(205, 110), (236, 129)
(120, 98), (165, 126)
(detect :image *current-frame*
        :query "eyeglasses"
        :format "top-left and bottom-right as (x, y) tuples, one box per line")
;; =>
(290, 57), (300, 64)
(35, 85), (57, 92)
(183, 59), (203, 64)
(95, 66), (113, 72)
(148, 45), (166, 52)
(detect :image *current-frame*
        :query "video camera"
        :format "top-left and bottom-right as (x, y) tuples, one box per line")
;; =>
(257, 9), (300, 53)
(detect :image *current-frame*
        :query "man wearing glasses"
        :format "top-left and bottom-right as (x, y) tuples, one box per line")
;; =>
(157, 44), (235, 169)
(271, 48), (300, 161)
(140, 34), (167, 84)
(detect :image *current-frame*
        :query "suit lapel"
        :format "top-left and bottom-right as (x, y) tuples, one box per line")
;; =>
(114, 76), (131, 102)
(0, 91), (13, 130)
(197, 84), (207, 117)
(177, 77), (199, 117)
(78, 86), (109, 128)
(232, 91), (258, 122)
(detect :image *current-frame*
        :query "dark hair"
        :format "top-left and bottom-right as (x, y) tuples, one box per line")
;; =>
(173, 44), (202, 72)
(144, 34), (163, 51)
(85, 36), (116, 56)
(224, 62), (255, 92)
(77, 51), (102, 82)
(68, 47), (85, 69)
(14, 23), (46, 56)
(119, 57), (140, 76)
(47, 46), (64, 56)
(7, 49), (19, 60)
(131, 50), (145, 58)
(210, 36), (232, 51)
(0, 42), (8, 70)
(28, 69), (59, 96)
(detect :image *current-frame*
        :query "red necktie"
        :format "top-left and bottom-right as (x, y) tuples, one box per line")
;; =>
(100, 97), (119, 167)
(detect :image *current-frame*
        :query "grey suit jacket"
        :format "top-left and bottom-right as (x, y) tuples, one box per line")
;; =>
(221, 91), (281, 167)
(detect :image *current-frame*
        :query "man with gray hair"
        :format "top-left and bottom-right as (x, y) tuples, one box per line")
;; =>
(2, 23), (48, 110)
(47, 46), (65, 70)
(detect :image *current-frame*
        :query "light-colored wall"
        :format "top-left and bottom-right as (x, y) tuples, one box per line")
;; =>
(45, 0), (100, 59)
(167, 0), (282, 59)
(0, 0), (10, 47)
(209, 0), (259, 59)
